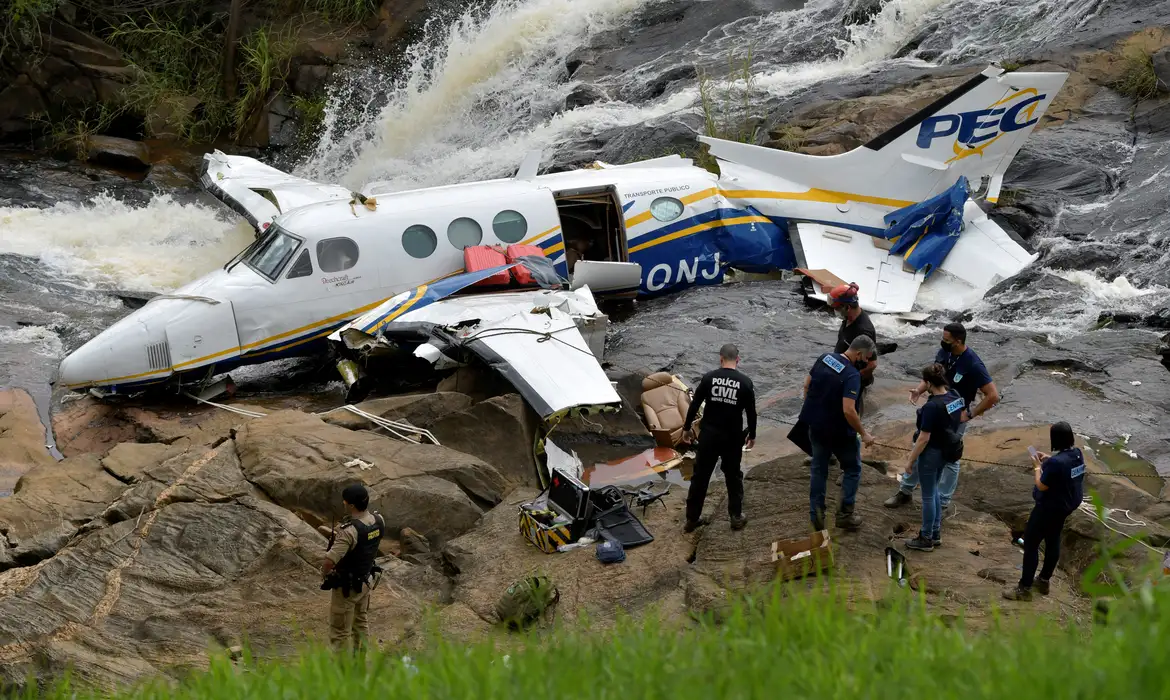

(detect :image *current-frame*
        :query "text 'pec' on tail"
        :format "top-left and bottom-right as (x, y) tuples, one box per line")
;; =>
(702, 65), (1069, 206)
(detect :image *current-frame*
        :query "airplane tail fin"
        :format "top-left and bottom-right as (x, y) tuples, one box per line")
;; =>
(702, 66), (1069, 205)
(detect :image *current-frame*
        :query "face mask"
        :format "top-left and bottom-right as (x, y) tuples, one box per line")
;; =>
(940, 340), (954, 352)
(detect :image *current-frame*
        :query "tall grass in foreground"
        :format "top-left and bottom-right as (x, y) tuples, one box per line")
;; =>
(20, 581), (1170, 700)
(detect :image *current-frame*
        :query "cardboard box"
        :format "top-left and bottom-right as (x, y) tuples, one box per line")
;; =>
(771, 530), (834, 581)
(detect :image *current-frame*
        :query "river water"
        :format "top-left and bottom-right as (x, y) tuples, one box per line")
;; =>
(1, 0), (1168, 480)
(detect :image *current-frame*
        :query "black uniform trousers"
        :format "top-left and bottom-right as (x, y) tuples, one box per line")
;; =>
(1019, 504), (1071, 589)
(686, 434), (745, 523)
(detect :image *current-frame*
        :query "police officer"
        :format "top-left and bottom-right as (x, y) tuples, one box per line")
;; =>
(901, 363), (965, 552)
(682, 343), (757, 533)
(321, 483), (384, 652)
(1003, 422), (1085, 601)
(885, 322), (1000, 512)
(799, 335), (877, 531)
(830, 283), (878, 418)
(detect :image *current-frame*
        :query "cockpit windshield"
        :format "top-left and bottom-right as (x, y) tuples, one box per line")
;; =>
(243, 226), (301, 281)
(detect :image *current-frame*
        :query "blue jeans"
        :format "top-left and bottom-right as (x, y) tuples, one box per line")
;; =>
(899, 422), (966, 509)
(809, 429), (862, 524)
(916, 447), (946, 540)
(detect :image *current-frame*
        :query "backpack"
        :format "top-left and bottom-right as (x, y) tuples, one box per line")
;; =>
(596, 538), (626, 564)
(494, 575), (560, 630)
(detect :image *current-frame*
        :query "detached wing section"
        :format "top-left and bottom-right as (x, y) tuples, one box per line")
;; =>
(201, 151), (352, 231)
(331, 267), (620, 419)
(791, 178), (1036, 314)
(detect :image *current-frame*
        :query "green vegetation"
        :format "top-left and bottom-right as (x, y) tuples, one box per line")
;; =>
(8, 493), (1167, 698)
(305, 0), (379, 25)
(31, 104), (119, 158)
(290, 93), (328, 144)
(769, 124), (805, 153)
(0, 0), (57, 53)
(233, 24), (298, 139)
(696, 47), (760, 172)
(0, 0), (374, 144)
(15, 576), (1170, 700)
(999, 60), (1022, 72)
(1116, 48), (1162, 101)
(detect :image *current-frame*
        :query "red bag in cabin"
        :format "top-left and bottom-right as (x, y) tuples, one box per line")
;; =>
(505, 244), (546, 286)
(464, 245), (511, 287)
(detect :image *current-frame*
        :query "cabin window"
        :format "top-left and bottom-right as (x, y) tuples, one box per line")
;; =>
(402, 224), (438, 258)
(286, 249), (313, 279)
(245, 226), (301, 281)
(317, 237), (359, 273)
(492, 210), (528, 243)
(447, 217), (483, 249)
(650, 196), (684, 222)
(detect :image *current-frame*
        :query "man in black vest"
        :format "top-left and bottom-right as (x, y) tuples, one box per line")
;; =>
(322, 483), (384, 652)
(682, 343), (757, 533)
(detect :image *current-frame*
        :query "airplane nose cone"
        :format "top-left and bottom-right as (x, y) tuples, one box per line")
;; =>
(58, 339), (110, 389)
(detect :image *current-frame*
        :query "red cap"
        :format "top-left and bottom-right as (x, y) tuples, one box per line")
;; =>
(829, 283), (860, 307)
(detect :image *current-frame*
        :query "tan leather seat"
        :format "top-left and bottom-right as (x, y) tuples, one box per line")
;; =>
(641, 372), (696, 446)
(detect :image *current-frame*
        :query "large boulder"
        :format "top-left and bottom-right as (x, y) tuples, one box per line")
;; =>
(236, 411), (510, 543)
(428, 394), (542, 488)
(0, 441), (445, 690)
(0, 453), (130, 570)
(1153, 47), (1170, 92)
(85, 136), (150, 170)
(51, 397), (258, 457)
(321, 392), (473, 431)
(0, 389), (55, 496)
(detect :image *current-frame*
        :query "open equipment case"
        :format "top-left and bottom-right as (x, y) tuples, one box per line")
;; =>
(519, 468), (654, 554)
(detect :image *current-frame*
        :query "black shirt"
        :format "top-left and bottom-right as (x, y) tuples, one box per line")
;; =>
(1034, 448), (1086, 513)
(684, 367), (757, 443)
(835, 311), (877, 386)
(915, 389), (964, 450)
(834, 310), (876, 355)
(798, 353), (862, 441)
(933, 347), (992, 408)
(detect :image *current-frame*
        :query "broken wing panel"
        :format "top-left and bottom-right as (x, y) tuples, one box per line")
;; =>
(929, 200), (1038, 294)
(794, 222), (922, 314)
(201, 151), (352, 231)
(333, 264), (521, 341)
(464, 308), (620, 418)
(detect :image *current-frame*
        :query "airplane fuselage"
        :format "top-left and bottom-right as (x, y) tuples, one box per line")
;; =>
(57, 162), (795, 393)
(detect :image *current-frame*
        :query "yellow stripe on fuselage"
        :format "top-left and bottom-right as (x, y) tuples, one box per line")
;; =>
(518, 225), (562, 247)
(627, 215), (771, 254)
(623, 186), (913, 230)
(720, 188), (914, 209)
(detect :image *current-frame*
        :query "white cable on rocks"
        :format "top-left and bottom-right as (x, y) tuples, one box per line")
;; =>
(183, 393), (441, 445)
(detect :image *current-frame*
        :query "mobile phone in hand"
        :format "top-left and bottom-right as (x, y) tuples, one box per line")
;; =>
(1027, 445), (1038, 459)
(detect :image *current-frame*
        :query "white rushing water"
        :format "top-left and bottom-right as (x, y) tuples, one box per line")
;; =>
(0, 193), (253, 293)
(0, 0), (1133, 318)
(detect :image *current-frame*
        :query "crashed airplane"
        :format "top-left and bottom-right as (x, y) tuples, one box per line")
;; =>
(57, 65), (1067, 418)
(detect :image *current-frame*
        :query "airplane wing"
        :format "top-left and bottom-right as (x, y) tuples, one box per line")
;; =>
(331, 268), (619, 419)
(201, 151), (352, 231)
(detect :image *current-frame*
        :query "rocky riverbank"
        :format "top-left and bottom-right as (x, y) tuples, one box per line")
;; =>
(1, 367), (1167, 691)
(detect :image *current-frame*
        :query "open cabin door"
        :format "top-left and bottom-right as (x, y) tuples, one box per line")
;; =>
(553, 185), (642, 297)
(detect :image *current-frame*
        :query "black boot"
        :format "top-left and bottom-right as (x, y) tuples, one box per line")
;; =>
(835, 504), (862, 532)
(884, 490), (912, 508)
